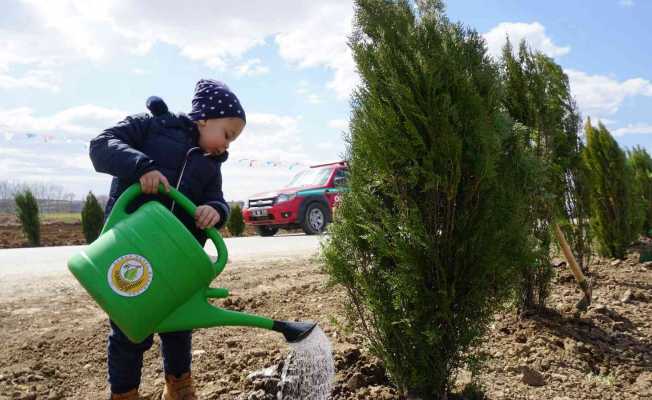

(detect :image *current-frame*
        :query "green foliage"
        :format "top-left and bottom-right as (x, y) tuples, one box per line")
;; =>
(226, 204), (245, 237)
(14, 190), (40, 246)
(500, 39), (592, 310)
(81, 191), (105, 244)
(323, 1), (533, 397)
(627, 146), (652, 237)
(582, 121), (639, 259)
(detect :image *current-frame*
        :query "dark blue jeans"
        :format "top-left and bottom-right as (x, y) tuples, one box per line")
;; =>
(107, 320), (192, 394)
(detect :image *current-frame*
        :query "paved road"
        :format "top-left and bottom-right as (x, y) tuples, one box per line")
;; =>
(0, 233), (324, 298)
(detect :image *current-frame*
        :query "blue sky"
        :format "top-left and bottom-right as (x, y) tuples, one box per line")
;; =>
(0, 0), (650, 201)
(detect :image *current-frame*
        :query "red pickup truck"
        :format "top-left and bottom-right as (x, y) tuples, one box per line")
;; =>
(242, 161), (348, 236)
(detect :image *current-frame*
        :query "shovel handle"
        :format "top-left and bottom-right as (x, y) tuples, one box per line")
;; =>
(101, 183), (228, 278)
(553, 223), (588, 291)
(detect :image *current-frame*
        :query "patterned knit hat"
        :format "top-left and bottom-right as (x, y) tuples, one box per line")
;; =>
(188, 79), (246, 122)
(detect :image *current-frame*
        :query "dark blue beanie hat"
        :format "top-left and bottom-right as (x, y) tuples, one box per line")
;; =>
(188, 79), (246, 123)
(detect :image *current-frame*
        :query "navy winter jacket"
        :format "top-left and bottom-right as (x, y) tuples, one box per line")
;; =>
(89, 110), (230, 244)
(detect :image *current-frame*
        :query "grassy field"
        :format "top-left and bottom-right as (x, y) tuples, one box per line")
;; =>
(40, 212), (81, 223)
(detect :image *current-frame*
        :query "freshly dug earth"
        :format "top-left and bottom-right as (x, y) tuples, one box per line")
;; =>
(0, 247), (651, 399)
(0, 221), (86, 248)
(0, 214), (286, 249)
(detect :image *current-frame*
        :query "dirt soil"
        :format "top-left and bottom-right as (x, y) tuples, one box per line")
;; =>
(0, 221), (86, 248)
(0, 214), (289, 249)
(0, 247), (651, 399)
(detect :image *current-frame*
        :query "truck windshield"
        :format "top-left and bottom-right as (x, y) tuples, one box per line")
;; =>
(287, 168), (332, 187)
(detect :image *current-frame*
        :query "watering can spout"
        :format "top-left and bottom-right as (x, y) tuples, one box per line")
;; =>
(155, 289), (317, 344)
(69, 183), (320, 344)
(272, 320), (317, 343)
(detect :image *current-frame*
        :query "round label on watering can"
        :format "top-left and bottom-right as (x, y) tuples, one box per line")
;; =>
(107, 254), (153, 297)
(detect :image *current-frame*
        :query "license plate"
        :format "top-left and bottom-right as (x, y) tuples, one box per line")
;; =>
(252, 209), (268, 217)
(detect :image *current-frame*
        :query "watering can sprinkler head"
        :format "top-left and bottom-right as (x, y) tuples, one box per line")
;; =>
(272, 320), (317, 343)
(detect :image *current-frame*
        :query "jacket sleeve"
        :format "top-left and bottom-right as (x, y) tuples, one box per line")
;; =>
(204, 163), (230, 230)
(89, 113), (157, 181)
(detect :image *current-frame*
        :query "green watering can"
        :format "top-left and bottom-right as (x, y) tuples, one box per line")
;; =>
(68, 184), (316, 344)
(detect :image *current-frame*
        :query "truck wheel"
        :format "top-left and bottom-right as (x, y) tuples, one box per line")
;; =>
(302, 203), (328, 235)
(256, 226), (279, 237)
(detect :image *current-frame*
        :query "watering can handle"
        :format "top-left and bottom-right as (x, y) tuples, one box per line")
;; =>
(101, 183), (228, 277)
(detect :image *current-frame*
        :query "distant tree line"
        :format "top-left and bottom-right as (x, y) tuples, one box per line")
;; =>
(0, 181), (107, 213)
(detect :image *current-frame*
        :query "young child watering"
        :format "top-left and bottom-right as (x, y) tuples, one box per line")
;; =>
(89, 79), (246, 400)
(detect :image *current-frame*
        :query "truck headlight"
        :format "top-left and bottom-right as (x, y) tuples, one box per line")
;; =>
(277, 193), (296, 203)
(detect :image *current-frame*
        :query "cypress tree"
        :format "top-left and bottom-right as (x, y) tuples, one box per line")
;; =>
(628, 146), (652, 237)
(226, 204), (245, 237)
(14, 189), (40, 246)
(323, 1), (533, 396)
(500, 40), (592, 310)
(81, 191), (105, 243)
(582, 121), (638, 259)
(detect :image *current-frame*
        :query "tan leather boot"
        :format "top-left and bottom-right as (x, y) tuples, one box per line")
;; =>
(110, 388), (139, 400)
(161, 372), (197, 400)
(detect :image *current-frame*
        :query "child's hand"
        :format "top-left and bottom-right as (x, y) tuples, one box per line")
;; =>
(140, 170), (170, 194)
(195, 205), (220, 229)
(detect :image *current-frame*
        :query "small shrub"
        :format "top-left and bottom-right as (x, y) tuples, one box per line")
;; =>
(226, 204), (245, 237)
(81, 191), (105, 243)
(14, 190), (40, 246)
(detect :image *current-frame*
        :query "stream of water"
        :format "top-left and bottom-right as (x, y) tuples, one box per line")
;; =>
(278, 326), (335, 400)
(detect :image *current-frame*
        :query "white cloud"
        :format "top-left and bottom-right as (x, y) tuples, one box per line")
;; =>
(483, 22), (570, 59)
(328, 119), (349, 131)
(567, 69), (652, 116)
(316, 141), (345, 156)
(21, 0), (114, 61)
(0, 140), (110, 199)
(619, 0), (635, 7)
(4, 0), (356, 98)
(219, 112), (343, 200)
(296, 81), (321, 104)
(235, 59), (270, 77)
(614, 123), (652, 136)
(0, 105), (127, 139)
(275, 2), (358, 99)
(220, 111), (347, 200)
(131, 68), (149, 76)
(0, 69), (60, 91)
(0, 15), (69, 91)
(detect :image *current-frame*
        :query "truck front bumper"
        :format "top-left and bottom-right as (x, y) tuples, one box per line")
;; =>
(243, 203), (297, 226)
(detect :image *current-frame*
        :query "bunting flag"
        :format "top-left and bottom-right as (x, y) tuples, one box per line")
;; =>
(2, 130), (91, 149)
(235, 158), (307, 170)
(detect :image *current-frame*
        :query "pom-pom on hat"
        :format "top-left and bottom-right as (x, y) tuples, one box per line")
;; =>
(188, 79), (246, 123)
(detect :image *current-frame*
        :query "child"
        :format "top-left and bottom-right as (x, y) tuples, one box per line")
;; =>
(89, 79), (246, 400)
